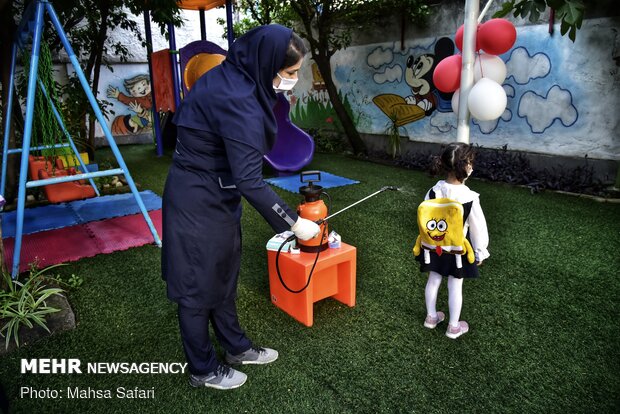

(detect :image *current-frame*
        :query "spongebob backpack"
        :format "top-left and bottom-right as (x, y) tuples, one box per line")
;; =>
(412, 190), (475, 268)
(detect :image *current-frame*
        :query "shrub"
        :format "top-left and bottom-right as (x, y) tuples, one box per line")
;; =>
(0, 265), (65, 350)
(370, 144), (611, 197)
(308, 127), (348, 154)
(473, 145), (608, 195)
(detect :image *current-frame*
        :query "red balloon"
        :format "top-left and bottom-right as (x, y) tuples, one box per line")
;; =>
(478, 18), (517, 55)
(433, 54), (462, 93)
(454, 24), (481, 52)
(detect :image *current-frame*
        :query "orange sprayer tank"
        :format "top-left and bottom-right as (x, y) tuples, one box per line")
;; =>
(297, 171), (329, 253)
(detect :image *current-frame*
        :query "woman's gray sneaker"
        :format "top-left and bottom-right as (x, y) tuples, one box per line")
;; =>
(189, 365), (247, 390)
(225, 346), (279, 365)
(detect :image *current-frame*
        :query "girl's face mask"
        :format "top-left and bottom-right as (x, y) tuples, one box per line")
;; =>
(273, 72), (298, 93)
(466, 164), (474, 178)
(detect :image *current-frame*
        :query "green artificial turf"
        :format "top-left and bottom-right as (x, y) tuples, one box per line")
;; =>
(1, 145), (618, 413)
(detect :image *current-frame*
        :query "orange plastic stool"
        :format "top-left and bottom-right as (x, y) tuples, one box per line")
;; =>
(267, 243), (356, 327)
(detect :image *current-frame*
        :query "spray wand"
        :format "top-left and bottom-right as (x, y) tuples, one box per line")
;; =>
(276, 185), (400, 294)
(316, 186), (400, 224)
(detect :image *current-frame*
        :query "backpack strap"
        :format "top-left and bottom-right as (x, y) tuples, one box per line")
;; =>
(462, 201), (472, 222)
(429, 188), (473, 222)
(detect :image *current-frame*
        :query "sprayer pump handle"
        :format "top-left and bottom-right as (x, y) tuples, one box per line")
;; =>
(300, 170), (322, 186)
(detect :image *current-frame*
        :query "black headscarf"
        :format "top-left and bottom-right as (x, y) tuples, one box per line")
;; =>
(172, 24), (293, 153)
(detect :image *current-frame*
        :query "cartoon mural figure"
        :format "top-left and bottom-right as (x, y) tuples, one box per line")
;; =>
(311, 62), (329, 102)
(373, 37), (455, 127)
(107, 74), (153, 135)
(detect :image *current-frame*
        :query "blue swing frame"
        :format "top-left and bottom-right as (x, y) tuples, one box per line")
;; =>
(1, 0), (162, 278)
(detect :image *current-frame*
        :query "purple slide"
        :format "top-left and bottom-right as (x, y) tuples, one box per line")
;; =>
(264, 94), (314, 175)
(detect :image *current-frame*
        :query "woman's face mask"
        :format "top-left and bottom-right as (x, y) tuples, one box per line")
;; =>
(273, 72), (298, 92)
(273, 58), (303, 93)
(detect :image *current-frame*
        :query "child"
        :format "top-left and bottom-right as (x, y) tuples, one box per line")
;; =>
(415, 142), (489, 339)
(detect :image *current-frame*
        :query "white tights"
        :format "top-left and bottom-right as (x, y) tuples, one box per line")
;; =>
(425, 271), (463, 327)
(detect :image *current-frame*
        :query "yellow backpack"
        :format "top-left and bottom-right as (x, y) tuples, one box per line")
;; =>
(412, 197), (475, 268)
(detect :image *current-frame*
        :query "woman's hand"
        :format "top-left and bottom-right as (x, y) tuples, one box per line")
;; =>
(291, 217), (320, 241)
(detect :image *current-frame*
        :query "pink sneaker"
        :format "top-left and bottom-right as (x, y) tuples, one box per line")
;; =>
(423, 311), (445, 329)
(446, 321), (469, 339)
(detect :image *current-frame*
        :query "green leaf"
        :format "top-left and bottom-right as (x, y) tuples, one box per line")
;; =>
(493, 1), (516, 17)
(32, 307), (62, 316)
(30, 263), (67, 279)
(11, 322), (20, 348)
(33, 289), (63, 308)
(569, 26), (577, 42)
(560, 19), (570, 35)
(31, 316), (52, 333)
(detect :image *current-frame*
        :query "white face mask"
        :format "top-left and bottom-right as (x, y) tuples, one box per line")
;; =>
(466, 165), (474, 178)
(273, 72), (298, 93)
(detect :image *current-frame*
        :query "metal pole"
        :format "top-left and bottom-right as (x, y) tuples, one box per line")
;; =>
(143, 10), (163, 157)
(478, 0), (494, 24)
(199, 9), (206, 41)
(456, 0), (480, 144)
(11, 0), (45, 277)
(8, 143), (70, 154)
(168, 22), (181, 108)
(225, 0), (234, 47)
(1, 43), (17, 197)
(26, 168), (124, 188)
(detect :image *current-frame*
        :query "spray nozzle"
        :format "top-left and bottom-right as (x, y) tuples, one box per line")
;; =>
(381, 186), (400, 191)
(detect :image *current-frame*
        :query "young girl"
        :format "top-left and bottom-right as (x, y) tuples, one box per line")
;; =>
(415, 142), (489, 339)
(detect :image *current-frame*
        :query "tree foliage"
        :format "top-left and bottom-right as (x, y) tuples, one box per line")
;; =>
(230, 0), (432, 154)
(287, 0), (431, 58)
(1, 0), (182, 159)
(494, 0), (585, 41)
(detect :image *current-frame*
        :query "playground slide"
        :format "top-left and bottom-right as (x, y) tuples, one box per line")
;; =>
(179, 40), (227, 94)
(264, 93), (314, 175)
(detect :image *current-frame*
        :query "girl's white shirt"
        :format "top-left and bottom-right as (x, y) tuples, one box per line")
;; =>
(425, 180), (490, 263)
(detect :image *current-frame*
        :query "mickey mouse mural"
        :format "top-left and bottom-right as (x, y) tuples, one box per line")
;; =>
(373, 37), (455, 127)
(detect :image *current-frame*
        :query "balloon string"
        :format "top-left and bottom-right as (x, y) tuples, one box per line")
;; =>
(477, 51), (484, 78)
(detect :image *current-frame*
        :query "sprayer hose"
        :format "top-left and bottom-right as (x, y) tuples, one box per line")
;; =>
(275, 224), (328, 294)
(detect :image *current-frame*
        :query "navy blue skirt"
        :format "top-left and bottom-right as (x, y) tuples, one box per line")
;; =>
(415, 250), (479, 279)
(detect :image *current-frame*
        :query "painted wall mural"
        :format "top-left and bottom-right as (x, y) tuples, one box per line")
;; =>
(62, 64), (153, 140)
(106, 73), (153, 136)
(373, 37), (455, 126)
(78, 64), (154, 139)
(289, 62), (352, 131)
(290, 18), (619, 160)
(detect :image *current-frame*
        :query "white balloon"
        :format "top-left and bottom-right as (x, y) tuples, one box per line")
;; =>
(451, 88), (460, 113)
(467, 77), (507, 121)
(473, 53), (507, 84)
